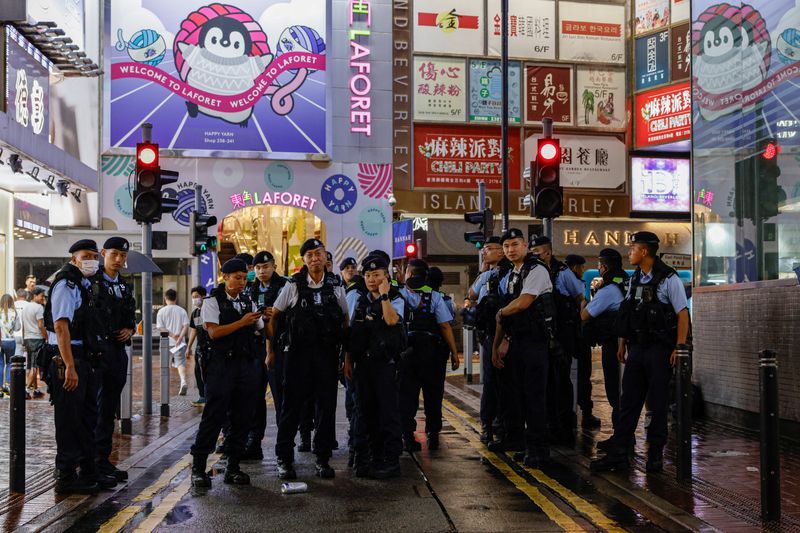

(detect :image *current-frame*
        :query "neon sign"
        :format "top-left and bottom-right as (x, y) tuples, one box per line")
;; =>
(230, 190), (317, 211)
(349, 0), (372, 136)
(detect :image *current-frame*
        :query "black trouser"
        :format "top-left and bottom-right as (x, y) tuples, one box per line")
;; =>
(496, 338), (523, 443)
(353, 355), (402, 462)
(600, 338), (621, 429)
(275, 344), (339, 462)
(50, 347), (98, 473)
(509, 336), (549, 458)
(191, 355), (260, 461)
(299, 398), (315, 437)
(400, 333), (447, 437)
(249, 341), (286, 444)
(345, 376), (356, 447)
(195, 350), (206, 399)
(548, 332), (575, 432)
(614, 342), (672, 449)
(575, 337), (593, 413)
(94, 343), (128, 463)
(479, 335), (498, 429)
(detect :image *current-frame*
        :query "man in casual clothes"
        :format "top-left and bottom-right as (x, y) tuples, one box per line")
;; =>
(22, 287), (47, 398)
(156, 289), (190, 395)
(24, 276), (37, 301)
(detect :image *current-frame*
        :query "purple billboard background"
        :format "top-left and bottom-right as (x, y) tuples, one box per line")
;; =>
(5, 26), (51, 139)
(108, 1), (327, 155)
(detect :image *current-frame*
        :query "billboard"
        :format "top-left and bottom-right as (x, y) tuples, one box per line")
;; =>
(635, 0), (670, 36)
(486, 0), (556, 60)
(524, 133), (627, 190)
(635, 82), (691, 148)
(635, 30), (670, 91)
(107, 1), (327, 156)
(631, 156), (691, 214)
(414, 56), (467, 122)
(5, 26), (51, 140)
(672, 0), (691, 23)
(525, 64), (573, 125)
(28, 0), (85, 52)
(670, 23), (691, 82)
(558, 2), (626, 64)
(469, 59), (521, 124)
(413, 0), (484, 56)
(576, 67), (626, 129)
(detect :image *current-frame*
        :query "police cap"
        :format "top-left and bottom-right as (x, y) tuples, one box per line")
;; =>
(103, 237), (130, 252)
(221, 258), (249, 274)
(300, 238), (324, 256)
(69, 239), (98, 254)
(326, 251), (333, 262)
(339, 257), (357, 270)
(485, 236), (502, 245)
(598, 248), (623, 263)
(361, 256), (389, 272)
(428, 266), (444, 289)
(565, 254), (586, 267)
(368, 249), (391, 264)
(530, 235), (552, 247)
(253, 251), (275, 265)
(234, 253), (254, 265)
(630, 231), (660, 245)
(500, 228), (525, 244)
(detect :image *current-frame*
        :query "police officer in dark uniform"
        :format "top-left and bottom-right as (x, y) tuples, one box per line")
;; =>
(191, 258), (264, 490)
(581, 248), (629, 436)
(242, 251), (288, 460)
(92, 237), (136, 482)
(345, 256), (405, 478)
(44, 239), (113, 494)
(269, 239), (349, 480)
(492, 229), (555, 466)
(340, 255), (363, 467)
(340, 257), (359, 288)
(591, 232), (689, 473)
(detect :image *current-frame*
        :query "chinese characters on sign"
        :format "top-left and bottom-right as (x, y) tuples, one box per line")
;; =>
(413, 0), (484, 55)
(525, 65), (572, 125)
(696, 188), (715, 208)
(5, 27), (51, 139)
(635, 31), (670, 91)
(670, 23), (690, 82)
(634, 0), (670, 36)
(349, 0), (372, 136)
(576, 68), (626, 129)
(524, 133), (626, 189)
(229, 189), (318, 211)
(414, 125), (521, 190)
(487, 0), (556, 60)
(558, 2), (625, 64)
(635, 82), (692, 148)
(414, 56), (467, 122)
(469, 59), (521, 124)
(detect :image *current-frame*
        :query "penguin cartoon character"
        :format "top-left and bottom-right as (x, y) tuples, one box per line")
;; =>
(178, 16), (273, 127)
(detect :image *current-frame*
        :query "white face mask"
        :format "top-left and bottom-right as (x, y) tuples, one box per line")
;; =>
(78, 259), (99, 277)
(192, 298), (202, 308)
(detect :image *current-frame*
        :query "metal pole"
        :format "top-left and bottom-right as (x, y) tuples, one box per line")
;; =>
(120, 344), (133, 434)
(9, 355), (26, 493)
(464, 325), (474, 384)
(141, 123), (153, 415)
(759, 349), (780, 521)
(160, 332), (170, 417)
(675, 344), (692, 481)
(193, 183), (202, 290)
(543, 218), (553, 240)
(500, 0), (509, 232)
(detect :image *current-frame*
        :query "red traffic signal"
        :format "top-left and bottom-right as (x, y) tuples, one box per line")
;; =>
(762, 141), (781, 160)
(538, 139), (560, 163)
(136, 143), (159, 168)
(405, 242), (417, 258)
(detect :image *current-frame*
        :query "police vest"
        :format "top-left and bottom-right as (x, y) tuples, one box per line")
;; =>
(44, 263), (101, 350)
(582, 271), (628, 346)
(407, 285), (441, 336)
(90, 271), (136, 343)
(474, 266), (509, 336)
(248, 275), (288, 309)
(191, 307), (211, 356)
(501, 254), (557, 339)
(349, 288), (406, 360)
(618, 258), (679, 347)
(550, 258), (580, 327)
(346, 275), (367, 295)
(287, 269), (345, 347)
(208, 286), (258, 357)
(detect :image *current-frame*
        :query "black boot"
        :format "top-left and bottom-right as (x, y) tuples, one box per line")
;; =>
(55, 469), (99, 495)
(480, 424), (493, 444)
(191, 455), (211, 489)
(241, 437), (264, 461)
(590, 452), (630, 473)
(315, 459), (335, 479)
(427, 433), (440, 451)
(370, 458), (401, 479)
(403, 433), (421, 452)
(224, 458), (250, 485)
(347, 448), (356, 468)
(298, 432), (312, 453)
(97, 459), (128, 482)
(582, 412), (602, 429)
(487, 437), (524, 453)
(646, 446), (664, 473)
(277, 458), (296, 480)
(353, 452), (371, 478)
(81, 466), (116, 490)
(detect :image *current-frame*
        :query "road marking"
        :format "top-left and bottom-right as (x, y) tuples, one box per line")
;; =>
(97, 506), (142, 533)
(443, 399), (625, 533)
(133, 475), (193, 532)
(133, 454), (194, 502)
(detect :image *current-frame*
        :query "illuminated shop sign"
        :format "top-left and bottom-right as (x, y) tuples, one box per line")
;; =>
(349, 0), (372, 136)
(230, 190), (317, 211)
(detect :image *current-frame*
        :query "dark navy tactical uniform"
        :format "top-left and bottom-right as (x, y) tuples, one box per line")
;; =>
(344, 275), (367, 463)
(189, 306), (209, 400)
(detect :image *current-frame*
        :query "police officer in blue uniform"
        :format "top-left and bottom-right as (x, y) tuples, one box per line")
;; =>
(92, 237), (136, 482)
(191, 258), (264, 490)
(44, 239), (113, 494)
(591, 232), (689, 473)
(400, 259), (459, 452)
(340, 257), (359, 288)
(269, 239), (349, 480)
(340, 255), (363, 468)
(242, 251), (288, 460)
(492, 229), (555, 466)
(581, 248), (629, 437)
(427, 267), (456, 321)
(345, 256), (406, 478)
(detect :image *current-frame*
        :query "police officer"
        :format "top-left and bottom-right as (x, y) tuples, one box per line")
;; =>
(188, 286), (209, 407)
(345, 256), (405, 478)
(492, 229), (555, 467)
(591, 232), (689, 473)
(427, 267), (456, 320)
(92, 237), (136, 482)
(581, 248), (629, 437)
(340, 257), (359, 288)
(400, 259), (459, 452)
(269, 239), (349, 480)
(190, 258), (264, 490)
(45, 239), (112, 494)
(340, 255), (363, 467)
(242, 251), (289, 460)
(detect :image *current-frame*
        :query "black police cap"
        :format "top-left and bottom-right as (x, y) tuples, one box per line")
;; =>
(253, 251), (275, 265)
(368, 249), (391, 264)
(500, 228), (525, 244)
(485, 236), (502, 245)
(339, 257), (357, 270)
(565, 254), (586, 266)
(326, 251), (333, 261)
(221, 258), (249, 274)
(103, 237), (130, 252)
(598, 248), (623, 263)
(234, 252), (254, 265)
(300, 238), (324, 256)
(361, 256), (389, 272)
(630, 231), (660, 245)
(530, 235), (552, 247)
(428, 266), (444, 288)
(69, 239), (98, 254)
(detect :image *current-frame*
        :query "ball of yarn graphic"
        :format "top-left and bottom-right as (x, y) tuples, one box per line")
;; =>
(777, 28), (800, 65)
(276, 25), (325, 55)
(125, 29), (166, 66)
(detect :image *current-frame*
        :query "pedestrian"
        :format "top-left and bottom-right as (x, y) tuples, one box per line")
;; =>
(187, 286), (209, 407)
(590, 232), (690, 473)
(492, 228), (555, 467)
(269, 238), (348, 480)
(44, 239), (115, 494)
(345, 255), (405, 479)
(156, 288), (190, 396)
(581, 248), (629, 436)
(400, 258), (459, 452)
(24, 275), (37, 301)
(21, 286), (48, 398)
(190, 258), (264, 490)
(91, 237), (137, 482)
(1, 293), (21, 395)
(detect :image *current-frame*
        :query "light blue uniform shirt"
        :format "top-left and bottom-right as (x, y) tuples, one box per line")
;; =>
(586, 283), (625, 318)
(399, 286), (422, 309)
(47, 277), (92, 345)
(408, 288), (453, 324)
(555, 268), (585, 299)
(628, 270), (689, 314)
(471, 270), (493, 303)
(346, 290), (406, 321)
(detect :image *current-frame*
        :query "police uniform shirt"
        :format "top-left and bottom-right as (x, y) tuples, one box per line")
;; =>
(102, 271), (124, 297)
(201, 293), (265, 330)
(272, 274), (349, 316)
(346, 290), (405, 322)
(627, 270), (689, 314)
(502, 263), (553, 298)
(47, 277), (92, 346)
(254, 276), (286, 303)
(427, 290), (455, 323)
(555, 268), (585, 299)
(398, 286), (422, 308)
(471, 270), (493, 303)
(586, 283), (625, 318)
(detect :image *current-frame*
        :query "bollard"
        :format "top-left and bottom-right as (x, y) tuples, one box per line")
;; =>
(120, 344), (133, 434)
(675, 344), (692, 481)
(759, 349), (780, 521)
(160, 332), (170, 417)
(9, 355), (26, 493)
(463, 325), (474, 384)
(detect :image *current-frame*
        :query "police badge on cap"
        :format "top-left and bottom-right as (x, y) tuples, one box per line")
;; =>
(300, 239), (324, 256)
(500, 228), (525, 244)
(630, 231), (660, 245)
(361, 256), (388, 272)
(69, 239), (98, 254)
(253, 251), (275, 265)
(103, 237), (129, 252)
(221, 258), (249, 274)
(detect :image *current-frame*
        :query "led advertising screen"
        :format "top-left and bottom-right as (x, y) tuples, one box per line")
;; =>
(631, 156), (691, 215)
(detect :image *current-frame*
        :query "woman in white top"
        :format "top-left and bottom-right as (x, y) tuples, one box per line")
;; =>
(0, 293), (21, 394)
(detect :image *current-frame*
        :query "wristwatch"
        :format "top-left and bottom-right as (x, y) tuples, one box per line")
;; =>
(379, 293), (390, 301)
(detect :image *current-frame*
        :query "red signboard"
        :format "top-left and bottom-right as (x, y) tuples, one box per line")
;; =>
(635, 82), (691, 148)
(525, 65), (573, 125)
(413, 125), (521, 190)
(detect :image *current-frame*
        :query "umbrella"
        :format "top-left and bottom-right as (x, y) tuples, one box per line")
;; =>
(46, 250), (163, 282)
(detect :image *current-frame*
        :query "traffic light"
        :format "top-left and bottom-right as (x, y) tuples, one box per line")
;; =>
(404, 242), (418, 258)
(532, 137), (563, 219)
(756, 138), (786, 221)
(463, 208), (494, 248)
(132, 142), (180, 224)
(190, 211), (218, 256)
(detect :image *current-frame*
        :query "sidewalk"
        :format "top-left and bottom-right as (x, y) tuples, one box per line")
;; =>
(446, 349), (800, 531)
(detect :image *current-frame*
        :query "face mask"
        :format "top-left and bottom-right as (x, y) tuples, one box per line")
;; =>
(78, 259), (99, 277)
(247, 271), (256, 282)
(192, 298), (202, 308)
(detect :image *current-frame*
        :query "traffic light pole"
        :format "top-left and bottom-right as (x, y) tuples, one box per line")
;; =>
(193, 183), (202, 290)
(542, 119), (554, 240)
(141, 123), (154, 415)
(500, 0), (510, 232)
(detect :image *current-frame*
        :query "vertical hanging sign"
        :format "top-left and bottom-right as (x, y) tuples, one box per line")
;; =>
(349, 0), (372, 136)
